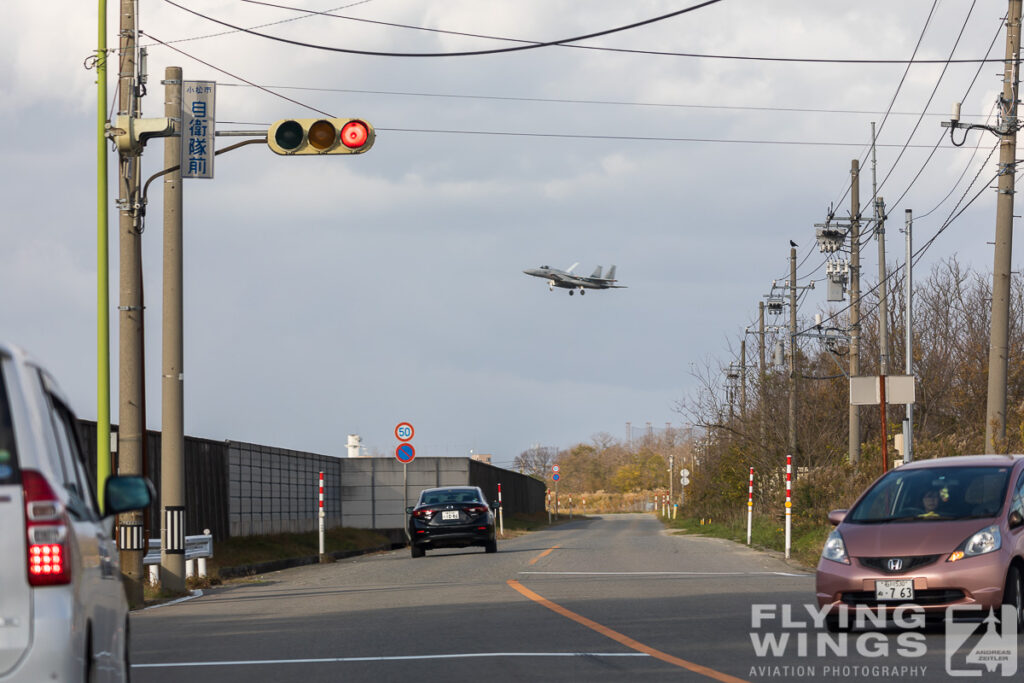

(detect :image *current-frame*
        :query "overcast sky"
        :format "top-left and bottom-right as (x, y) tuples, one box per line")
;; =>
(0, 1), (1013, 468)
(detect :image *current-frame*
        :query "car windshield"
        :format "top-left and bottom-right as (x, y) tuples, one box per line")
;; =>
(419, 488), (482, 505)
(847, 465), (1012, 523)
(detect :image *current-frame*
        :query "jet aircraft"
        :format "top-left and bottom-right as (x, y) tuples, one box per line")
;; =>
(522, 263), (626, 295)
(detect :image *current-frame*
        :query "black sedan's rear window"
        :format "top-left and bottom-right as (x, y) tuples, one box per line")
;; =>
(0, 367), (18, 484)
(419, 489), (482, 505)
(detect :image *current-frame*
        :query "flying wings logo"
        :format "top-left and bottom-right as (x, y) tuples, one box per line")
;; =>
(945, 606), (1018, 677)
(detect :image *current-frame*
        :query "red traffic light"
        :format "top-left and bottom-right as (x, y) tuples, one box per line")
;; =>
(340, 121), (370, 149)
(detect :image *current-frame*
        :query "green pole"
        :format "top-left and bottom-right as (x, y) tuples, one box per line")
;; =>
(97, 0), (111, 510)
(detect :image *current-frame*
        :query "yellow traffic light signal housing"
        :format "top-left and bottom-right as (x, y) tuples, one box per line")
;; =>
(267, 118), (375, 155)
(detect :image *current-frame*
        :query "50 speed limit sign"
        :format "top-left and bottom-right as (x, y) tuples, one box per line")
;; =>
(395, 422), (414, 442)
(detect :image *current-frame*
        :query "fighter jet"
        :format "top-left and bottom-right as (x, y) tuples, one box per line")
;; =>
(522, 263), (626, 296)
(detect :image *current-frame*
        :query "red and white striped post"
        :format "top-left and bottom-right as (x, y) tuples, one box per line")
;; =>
(497, 483), (504, 536)
(784, 456), (792, 559)
(746, 467), (754, 545)
(318, 471), (325, 556)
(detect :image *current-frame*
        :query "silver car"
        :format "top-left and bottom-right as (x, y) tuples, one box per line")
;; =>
(0, 343), (151, 682)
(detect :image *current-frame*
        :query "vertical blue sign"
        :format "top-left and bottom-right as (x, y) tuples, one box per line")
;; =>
(182, 81), (215, 179)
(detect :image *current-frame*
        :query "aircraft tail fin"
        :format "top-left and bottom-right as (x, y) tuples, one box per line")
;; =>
(605, 265), (617, 281)
(589, 265), (603, 278)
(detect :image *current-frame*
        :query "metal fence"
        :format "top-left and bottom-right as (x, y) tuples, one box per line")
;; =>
(77, 421), (545, 540)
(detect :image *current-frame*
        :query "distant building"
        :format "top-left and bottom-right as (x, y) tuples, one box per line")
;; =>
(470, 453), (492, 465)
(347, 434), (367, 458)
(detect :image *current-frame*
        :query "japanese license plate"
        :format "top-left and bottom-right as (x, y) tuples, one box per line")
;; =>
(441, 510), (459, 521)
(875, 579), (914, 601)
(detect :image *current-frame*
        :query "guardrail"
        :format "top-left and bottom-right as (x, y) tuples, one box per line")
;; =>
(143, 533), (213, 583)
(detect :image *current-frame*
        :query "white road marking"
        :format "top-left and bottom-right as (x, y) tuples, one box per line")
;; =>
(134, 652), (650, 668)
(518, 571), (810, 577)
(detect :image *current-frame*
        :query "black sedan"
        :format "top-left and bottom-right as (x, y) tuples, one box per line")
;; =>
(407, 486), (497, 557)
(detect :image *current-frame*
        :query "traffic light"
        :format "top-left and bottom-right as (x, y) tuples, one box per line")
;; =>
(267, 118), (375, 155)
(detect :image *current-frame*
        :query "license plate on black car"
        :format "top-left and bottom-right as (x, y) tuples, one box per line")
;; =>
(442, 510), (459, 521)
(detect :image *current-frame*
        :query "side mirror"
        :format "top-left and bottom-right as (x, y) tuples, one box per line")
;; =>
(492, 501), (500, 509)
(406, 506), (414, 515)
(103, 476), (154, 516)
(1009, 510), (1024, 529)
(827, 509), (848, 526)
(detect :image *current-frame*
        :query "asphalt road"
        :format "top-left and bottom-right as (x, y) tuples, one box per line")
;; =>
(131, 514), (1023, 682)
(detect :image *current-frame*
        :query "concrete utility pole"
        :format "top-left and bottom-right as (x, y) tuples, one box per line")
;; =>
(872, 121), (891, 473)
(849, 160), (862, 464)
(788, 245), (798, 462)
(758, 301), (767, 458)
(985, 0), (1022, 452)
(160, 67), (186, 593)
(903, 209), (914, 463)
(876, 194), (891, 474)
(117, 0), (146, 608)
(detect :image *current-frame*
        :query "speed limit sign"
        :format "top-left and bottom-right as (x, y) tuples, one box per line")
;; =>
(395, 422), (414, 442)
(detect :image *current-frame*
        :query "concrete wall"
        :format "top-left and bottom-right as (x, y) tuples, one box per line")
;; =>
(340, 457), (471, 530)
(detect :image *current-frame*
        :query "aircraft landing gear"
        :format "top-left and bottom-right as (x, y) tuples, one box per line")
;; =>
(569, 290), (574, 296)
(580, 289), (585, 296)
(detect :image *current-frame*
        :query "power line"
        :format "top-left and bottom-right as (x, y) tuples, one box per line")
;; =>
(375, 127), (970, 147)
(165, 0), (1012, 63)
(142, 0), (376, 48)
(216, 82), (992, 118)
(828, 0), (940, 215)
(165, 0), (727, 58)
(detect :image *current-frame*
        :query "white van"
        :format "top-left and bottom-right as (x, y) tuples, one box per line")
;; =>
(0, 343), (151, 682)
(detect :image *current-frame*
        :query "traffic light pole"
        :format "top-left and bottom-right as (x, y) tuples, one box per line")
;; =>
(96, 0), (111, 510)
(116, 0), (146, 609)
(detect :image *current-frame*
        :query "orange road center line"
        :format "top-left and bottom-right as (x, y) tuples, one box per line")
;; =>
(528, 545), (560, 566)
(506, 579), (749, 683)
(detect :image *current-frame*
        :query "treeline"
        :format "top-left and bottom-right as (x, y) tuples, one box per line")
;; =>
(677, 257), (1024, 522)
(513, 430), (696, 495)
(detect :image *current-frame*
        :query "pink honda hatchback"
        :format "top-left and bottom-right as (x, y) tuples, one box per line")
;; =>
(816, 455), (1024, 629)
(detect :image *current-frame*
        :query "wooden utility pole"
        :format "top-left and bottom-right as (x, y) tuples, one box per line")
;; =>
(985, 0), (1022, 452)
(117, 0), (146, 608)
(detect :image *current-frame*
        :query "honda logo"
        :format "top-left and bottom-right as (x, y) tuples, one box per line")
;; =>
(887, 558), (904, 572)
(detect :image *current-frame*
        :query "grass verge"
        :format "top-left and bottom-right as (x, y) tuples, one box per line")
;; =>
(662, 513), (829, 569)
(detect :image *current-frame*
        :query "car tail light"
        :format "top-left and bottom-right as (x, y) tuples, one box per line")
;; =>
(465, 505), (487, 515)
(413, 508), (435, 520)
(22, 470), (70, 586)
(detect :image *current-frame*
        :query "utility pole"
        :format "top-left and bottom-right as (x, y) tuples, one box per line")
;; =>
(758, 301), (766, 459)
(117, 0), (146, 608)
(849, 160), (862, 464)
(986, 0), (1022, 452)
(668, 454), (674, 507)
(872, 121), (891, 474)
(903, 209), (914, 463)
(160, 67), (186, 594)
(740, 338), (747, 421)
(788, 245), (798, 463)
